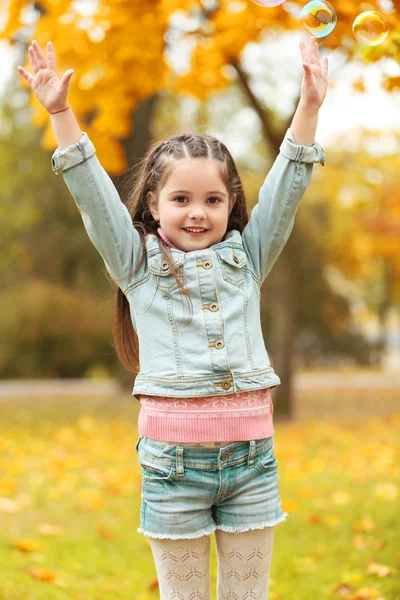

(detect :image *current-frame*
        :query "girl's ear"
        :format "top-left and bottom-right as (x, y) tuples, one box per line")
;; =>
(147, 191), (159, 222)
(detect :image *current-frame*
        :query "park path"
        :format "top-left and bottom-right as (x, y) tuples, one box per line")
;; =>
(0, 372), (399, 397)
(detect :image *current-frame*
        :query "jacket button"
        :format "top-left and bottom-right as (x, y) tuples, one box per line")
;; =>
(209, 302), (219, 312)
(221, 380), (231, 390)
(215, 339), (225, 349)
(233, 254), (239, 264)
(161, 262), (169, 271)
(203, 260), (213, 269)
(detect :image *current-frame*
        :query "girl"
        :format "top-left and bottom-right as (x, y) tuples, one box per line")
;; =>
(18, 36), (327, 600)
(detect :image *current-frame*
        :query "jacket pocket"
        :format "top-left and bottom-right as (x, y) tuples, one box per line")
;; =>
(148, 253), (185, 293)
(216, 247), (248, 287)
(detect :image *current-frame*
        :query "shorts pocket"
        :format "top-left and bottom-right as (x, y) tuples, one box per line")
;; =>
(139, 457), (176, 482)
(255, 443), (278, 472)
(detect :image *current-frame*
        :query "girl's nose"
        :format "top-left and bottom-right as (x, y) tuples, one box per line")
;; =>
(189, 209), (206, 219)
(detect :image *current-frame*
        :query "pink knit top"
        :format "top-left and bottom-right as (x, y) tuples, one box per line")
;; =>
(136, 228), (275, 446)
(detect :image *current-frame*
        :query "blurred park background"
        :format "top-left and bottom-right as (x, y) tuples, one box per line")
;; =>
(0, 1), (399, 599)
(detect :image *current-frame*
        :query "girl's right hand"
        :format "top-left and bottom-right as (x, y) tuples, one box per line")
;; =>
(17, 40), (74, 114)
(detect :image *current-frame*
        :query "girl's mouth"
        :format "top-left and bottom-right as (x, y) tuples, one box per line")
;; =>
(183, 228), (208, 237)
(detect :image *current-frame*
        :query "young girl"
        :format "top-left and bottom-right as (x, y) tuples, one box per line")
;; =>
(18, 36), (327, 600)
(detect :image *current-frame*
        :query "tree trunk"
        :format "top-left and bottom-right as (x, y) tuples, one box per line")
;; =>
(262, 229), (300, 420)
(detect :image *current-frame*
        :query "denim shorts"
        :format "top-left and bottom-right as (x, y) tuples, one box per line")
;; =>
(135, 434), (289, 540)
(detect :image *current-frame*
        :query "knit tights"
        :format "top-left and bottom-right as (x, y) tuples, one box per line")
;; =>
(148, 525), (275, 600)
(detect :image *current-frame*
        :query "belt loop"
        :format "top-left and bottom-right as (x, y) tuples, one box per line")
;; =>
(176, 446), (185, 477)
(247, 440), (256, 469)
(135, 434), (144, 454)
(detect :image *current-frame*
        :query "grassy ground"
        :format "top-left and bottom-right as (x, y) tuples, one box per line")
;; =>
(0, 389), (399, 600)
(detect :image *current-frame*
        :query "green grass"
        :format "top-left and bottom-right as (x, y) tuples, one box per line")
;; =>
(0, 391), (399, 599)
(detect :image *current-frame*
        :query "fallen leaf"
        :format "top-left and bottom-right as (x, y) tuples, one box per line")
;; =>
(38, 524), (65, 536)
(352, 516), (376, 532)
(13, 539), (44, 553)
(333, 582), (355, 597)
(332, 491), (352, 505)
(374, 483), (398, 500)
(366, 562), (396, 577)
(347, 586), (384, 600)
(27, 566), (56, 582)
(97, 522), (115, 540)
(148, 578), (159, 591)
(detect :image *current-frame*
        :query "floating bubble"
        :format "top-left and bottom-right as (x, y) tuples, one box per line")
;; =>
(299, 0), (337, 38)
(353, 11), (389, 46)
(251, 0), (286, 7)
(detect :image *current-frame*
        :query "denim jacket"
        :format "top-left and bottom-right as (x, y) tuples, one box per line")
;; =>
(51, 129), (325, 397)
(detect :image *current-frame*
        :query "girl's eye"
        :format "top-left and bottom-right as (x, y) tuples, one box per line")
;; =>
(173, 197), (221, 204)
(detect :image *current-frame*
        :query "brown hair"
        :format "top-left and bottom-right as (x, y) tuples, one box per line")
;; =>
(110, 132), (249, 375)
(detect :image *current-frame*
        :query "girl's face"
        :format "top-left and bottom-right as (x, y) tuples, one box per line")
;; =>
(147, 158), (236, 252)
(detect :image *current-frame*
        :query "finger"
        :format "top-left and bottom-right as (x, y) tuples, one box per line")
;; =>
(31, 39), (47, 70)
(322, 56), (328, 75)
(309, 36), (318, 65)
(46, 41), (56, 71)
(17, 65), (34, 85)
(28, 45), (40, 74)
(313, 37), (320, 65)
(302, 62), (314, 84)
(299, 40), (310, 64)
(60, 70), (74, 92)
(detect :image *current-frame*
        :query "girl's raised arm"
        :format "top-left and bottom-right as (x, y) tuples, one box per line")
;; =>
(17, 41), (143, 290)
(241, 37), (327, 285)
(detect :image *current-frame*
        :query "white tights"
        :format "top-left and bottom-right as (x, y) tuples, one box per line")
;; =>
(148, 525), (275, 600)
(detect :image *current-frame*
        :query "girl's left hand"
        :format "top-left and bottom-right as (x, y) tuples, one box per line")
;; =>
(299, 36), (329, 110)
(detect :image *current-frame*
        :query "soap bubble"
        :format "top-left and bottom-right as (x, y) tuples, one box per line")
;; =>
(251, 0), (286, 7)
(299, 0), (337, 38)
(353, 11), (389, 46)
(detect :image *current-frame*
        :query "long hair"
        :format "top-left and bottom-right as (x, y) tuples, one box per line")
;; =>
(110, 132), (250, 375)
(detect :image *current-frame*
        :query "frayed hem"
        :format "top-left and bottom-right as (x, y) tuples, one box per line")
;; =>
(137, 525), (217, 540)
(216, 512), (289, 534)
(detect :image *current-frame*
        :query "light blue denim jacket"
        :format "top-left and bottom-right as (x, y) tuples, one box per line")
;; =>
(51, 129), (325, 398)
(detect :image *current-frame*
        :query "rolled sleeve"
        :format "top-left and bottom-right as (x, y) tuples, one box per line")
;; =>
(51, 132), (95, 175)
(280, 128), (325, 166)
